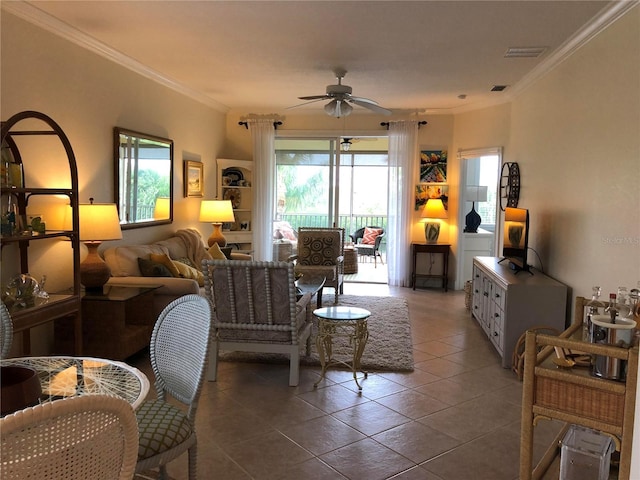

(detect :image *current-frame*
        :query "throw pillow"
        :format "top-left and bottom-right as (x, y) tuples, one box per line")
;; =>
(362, 227), (383, 245)
(174, 257), (195, 268)
(137, 257), (173, 277)
(208, 243), (227, 260)
(172, 260), (205, 286)
(149, 253), (181, 277)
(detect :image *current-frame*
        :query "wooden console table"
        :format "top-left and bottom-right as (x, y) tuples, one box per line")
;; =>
(411, 243), (450, 291)
(519, 296), (638, 479)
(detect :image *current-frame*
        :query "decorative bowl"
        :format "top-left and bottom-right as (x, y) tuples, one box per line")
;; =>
(1, 365), (42, 416)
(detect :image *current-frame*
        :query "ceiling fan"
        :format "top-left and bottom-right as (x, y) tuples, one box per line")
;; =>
(293, 69), (392, 117)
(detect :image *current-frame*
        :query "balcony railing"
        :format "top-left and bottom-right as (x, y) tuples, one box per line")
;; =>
(277, 214), (387, 241)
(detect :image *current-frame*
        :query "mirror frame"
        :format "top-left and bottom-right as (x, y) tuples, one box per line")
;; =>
(113, 127), (173, 230)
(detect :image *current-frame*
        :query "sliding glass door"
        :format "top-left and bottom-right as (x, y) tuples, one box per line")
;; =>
(274, 138), (389, 239)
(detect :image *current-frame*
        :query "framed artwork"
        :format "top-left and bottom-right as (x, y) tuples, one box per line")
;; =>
(184, 160), (203, 197)
(420, 149), (447, 183)
(415, 184), (449, 211)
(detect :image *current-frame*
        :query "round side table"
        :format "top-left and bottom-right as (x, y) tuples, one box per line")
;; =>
(313, 306), (370, 390)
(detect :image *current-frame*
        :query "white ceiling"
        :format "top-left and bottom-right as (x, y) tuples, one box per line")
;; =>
(5, 0), (631, 115)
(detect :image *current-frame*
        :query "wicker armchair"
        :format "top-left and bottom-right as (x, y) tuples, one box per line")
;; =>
(0, 395), (139, 480)
(135, 294), (212, 480)
(202, 259), (312, 386)
(1, 301), (13, 359)
(350, 226), (385, 267)
(291, 227), (345, 303)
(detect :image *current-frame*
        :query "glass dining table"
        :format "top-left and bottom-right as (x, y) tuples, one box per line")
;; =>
(1, 356), (150, 410)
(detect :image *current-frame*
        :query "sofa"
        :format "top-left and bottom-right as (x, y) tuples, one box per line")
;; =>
(103, 228), (249, 318)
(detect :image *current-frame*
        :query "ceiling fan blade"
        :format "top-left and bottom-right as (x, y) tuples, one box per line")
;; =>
(286, 98), (327, 109)
(349, 96), (380, 106)
(350, 98), (392, 115)
(298, 95), (330, 100)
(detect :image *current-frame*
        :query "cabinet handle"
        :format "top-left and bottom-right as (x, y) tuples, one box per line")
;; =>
(493, 332), (499, 336)
(483, 292), (489, 297)
(495, 293), (500, 298)
(494, 313), (499, 317)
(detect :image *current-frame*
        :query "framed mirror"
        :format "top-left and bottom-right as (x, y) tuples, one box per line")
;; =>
(114, 127), (173, 229)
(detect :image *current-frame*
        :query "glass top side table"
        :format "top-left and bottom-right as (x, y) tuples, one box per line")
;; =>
(313, 306), (371, 391)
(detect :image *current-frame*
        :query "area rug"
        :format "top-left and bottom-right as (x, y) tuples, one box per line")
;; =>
(218, 295), (414, 372)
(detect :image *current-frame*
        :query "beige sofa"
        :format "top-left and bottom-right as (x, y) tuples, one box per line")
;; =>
(103, 228), (248, 318)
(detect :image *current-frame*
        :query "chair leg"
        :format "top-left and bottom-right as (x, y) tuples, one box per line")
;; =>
(159, 466), (168, 480)
(207, 341), (219, 381)
(289, 349), (300, 386)
(188, 444), (197, 480)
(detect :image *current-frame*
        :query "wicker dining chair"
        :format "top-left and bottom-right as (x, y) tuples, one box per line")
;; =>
(1, 301), (14, 359)
(135, 294), (212, 480)
(0, 395), (139, 480)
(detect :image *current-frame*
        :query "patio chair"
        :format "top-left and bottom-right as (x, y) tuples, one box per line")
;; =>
(1, 301), (13, 359)
(350, 226), (385, 267)
(135, 294), (212, 480)
(202, 259), (312, 386)
(292, 227), (345, 303)
(0, 395), (139, 480)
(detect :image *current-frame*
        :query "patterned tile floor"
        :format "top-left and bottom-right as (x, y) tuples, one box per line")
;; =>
(131, 284), (563, 479)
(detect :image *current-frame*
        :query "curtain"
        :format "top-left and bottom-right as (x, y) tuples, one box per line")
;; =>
(247, 119), (276, 261)
(387, 120), (419, 287)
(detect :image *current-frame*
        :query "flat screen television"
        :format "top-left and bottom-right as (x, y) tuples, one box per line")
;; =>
(502, 207), (530, 273)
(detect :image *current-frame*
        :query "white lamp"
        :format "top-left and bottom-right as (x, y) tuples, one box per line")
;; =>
(153, 197), (171, 220)
(463, 185), (488, 233)
(421, 198), (448, 243)
(79, 199), (122, 292)
(199, 200), (235, 247)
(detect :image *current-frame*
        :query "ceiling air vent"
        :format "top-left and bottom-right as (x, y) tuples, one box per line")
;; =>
(504, 47), (547, 58)
(491, 85), (508, 92)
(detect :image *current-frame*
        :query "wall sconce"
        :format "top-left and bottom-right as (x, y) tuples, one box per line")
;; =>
(421, 198), (448, 243)
(79, 199), (122, 292)
(463, 185), (488, 233)
(199, 200), (235, 247)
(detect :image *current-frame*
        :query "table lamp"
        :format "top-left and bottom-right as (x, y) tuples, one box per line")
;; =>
(153, 197), (171, 220)
(199, 200), (235, 247)
(421, 198), (448, 243)
(79, 199), (122, 292)
(463, 185), (488, 233)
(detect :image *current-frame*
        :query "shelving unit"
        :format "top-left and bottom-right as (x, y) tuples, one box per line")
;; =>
(1, 111), (81, 354)
(519, 296), (638, 479)
(217, 158), (253, 253)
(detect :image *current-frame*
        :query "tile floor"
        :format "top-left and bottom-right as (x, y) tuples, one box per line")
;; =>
(131, 283), (563, 480)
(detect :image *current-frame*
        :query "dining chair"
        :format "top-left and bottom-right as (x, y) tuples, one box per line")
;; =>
(1, 301), (14, 359)
(135, 294), (212, 480)
(0, 395), (139, 480)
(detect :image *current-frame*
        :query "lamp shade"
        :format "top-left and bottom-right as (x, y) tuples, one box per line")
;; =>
(153, 197), (171, 220)
(505, 207), (527, 222)
(79, 203), (122, 242)
(421, 199), (448, 219)
(465, 185), (488, 202)
(199, 200), (235, 223)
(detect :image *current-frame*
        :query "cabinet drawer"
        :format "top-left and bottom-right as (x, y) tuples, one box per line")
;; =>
(492, 285), (506, 311)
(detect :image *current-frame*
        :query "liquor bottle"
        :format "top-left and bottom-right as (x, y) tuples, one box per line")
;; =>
(605, 293), (618, 324)
(583, 286), (602, 342)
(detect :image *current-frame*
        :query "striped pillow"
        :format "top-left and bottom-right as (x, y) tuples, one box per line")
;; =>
(362, 228), (382, 245)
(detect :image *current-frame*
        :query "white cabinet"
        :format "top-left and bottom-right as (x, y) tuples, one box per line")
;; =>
(217, 158), (253, 253)
(471, 256), (567, 368)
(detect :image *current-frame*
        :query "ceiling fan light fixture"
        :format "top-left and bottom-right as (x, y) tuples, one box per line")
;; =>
(324, 99), (352, 118)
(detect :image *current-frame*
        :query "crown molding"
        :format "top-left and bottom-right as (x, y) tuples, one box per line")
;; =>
(2, 1), (229, 113)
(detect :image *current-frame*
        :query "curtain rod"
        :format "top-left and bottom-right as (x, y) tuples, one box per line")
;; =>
(238, 121), (283, 130)
(380, 120), (427, 130)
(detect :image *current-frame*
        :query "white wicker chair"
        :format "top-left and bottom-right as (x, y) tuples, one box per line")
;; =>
(135, 294), (212, 480)
(1, 301), (14, 359)
(0, 395), (139, 480)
